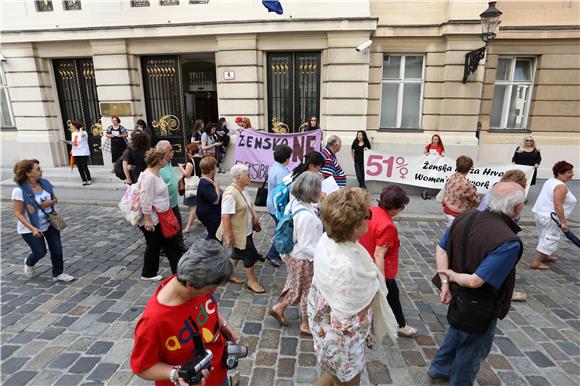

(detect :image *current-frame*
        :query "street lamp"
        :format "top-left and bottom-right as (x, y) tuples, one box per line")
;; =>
(462, 1), (503, 83)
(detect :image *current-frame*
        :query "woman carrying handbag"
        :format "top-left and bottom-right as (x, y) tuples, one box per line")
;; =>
(178, 143), (202, 233)
(11, 159), (75, 282)
(138, 148), (183, 281)
(216, 164), (265, 293)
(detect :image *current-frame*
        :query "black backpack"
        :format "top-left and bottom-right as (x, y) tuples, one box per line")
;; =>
(114, 148), (131, 180)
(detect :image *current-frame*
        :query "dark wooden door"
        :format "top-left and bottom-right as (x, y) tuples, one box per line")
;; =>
(53, 58), (103, 165)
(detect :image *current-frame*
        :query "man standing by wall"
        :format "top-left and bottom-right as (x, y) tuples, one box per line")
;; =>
(429, 182), (525, 385)
(156, 141), (187, 253)
(320, 135), (347, 187)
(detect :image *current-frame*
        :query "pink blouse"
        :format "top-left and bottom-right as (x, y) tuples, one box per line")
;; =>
(138, 171), (170, 225)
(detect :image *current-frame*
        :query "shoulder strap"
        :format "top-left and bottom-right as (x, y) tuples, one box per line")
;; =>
(291, 208), (309, 218)
(460, 211), (479, 273)
(27, 192), (51, 217)
(231, 185), (255, 217)
(261, 175), (268, 189)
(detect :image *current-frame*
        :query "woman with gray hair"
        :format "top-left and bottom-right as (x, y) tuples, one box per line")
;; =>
(271, 172), (324, 335)
(216, 164), (265, 293)
(130, 239), (237, 386)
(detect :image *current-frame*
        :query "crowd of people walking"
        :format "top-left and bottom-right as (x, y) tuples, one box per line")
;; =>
(9, 118), (578, 386)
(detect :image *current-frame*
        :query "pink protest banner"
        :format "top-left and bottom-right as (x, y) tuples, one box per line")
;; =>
(234, 129), (322, 181)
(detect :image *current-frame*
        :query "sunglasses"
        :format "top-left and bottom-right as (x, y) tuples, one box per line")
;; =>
(525, 139), (534, 142)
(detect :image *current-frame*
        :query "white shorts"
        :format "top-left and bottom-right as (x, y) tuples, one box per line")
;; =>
(535, 214), (561, 255)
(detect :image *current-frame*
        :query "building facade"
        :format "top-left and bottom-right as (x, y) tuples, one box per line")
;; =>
(1, 0), (578, 179)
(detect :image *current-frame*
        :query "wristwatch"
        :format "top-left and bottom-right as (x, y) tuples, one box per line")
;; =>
(169, 366), (181, 385)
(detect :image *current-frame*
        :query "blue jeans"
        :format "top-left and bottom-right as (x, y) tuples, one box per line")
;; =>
(266, 214), (281, 262)
(429, 318), (497, 386)
(21, 225), (64, 277)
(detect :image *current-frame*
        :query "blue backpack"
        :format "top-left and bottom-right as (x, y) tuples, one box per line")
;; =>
(274, 206), (309, 254)
(272, 177), (293, 221)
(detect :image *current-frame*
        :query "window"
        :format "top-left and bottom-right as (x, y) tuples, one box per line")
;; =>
(63, 0), (81, 10)
(189, 0), (208, 3)
(1, 63), (16, 130)
(131, 0), (150, 6)
(490, 57), (535, 130)
(35, 0), (53, 11)
(267, 52), (320, 132)
(160, 0), (179, 5)
(380, 55), (425, 129)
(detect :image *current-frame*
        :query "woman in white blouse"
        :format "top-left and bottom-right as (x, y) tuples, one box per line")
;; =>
(270, 172), (323, 335)
(69, 120), (92, 186)
(138, 148), (182, 281)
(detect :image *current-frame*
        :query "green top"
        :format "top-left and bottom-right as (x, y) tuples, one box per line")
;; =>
(160, 163), (178, 208)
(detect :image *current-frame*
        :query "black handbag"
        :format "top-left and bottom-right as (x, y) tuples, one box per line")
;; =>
(254, 175), (268, 207)
(434, 211), (497, 334)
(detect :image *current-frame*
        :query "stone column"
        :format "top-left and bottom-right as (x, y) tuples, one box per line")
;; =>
(215, 34), (262, 130)
(324, 32), (372, 174)
(3, 42), (68, 167)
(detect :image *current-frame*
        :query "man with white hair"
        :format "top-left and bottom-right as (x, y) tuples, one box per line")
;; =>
(320, 135), (347, 187)
(428, 182), (525, 385)
(156, 140), (187, 252)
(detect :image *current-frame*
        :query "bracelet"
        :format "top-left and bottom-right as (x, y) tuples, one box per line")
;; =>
(221, 320), (229, 329)
(442, 279), (449, 285)
(169, 366), (181, 385)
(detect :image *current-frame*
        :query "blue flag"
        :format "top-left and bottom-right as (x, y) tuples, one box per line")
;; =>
(262, 0), (283, 15)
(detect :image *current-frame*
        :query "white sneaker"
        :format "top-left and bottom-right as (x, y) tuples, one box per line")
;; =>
(397, 325), (418, 337)
(53, 273), (75, 282)
(141, 275), (163, 281)
(24, 259), (34, 278)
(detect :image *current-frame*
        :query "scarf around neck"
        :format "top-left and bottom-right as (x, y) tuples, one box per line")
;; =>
(313, 233), (398, 344)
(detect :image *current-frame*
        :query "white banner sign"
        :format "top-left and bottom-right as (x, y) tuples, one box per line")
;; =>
(364, 150), (534, 194)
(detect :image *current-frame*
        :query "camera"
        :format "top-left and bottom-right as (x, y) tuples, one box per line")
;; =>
(355, 40), (373, 52)
(222, 342), (248, 370)
(178, 333), (213, 385)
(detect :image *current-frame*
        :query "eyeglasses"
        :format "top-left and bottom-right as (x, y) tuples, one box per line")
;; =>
(365, 209), (373, 220)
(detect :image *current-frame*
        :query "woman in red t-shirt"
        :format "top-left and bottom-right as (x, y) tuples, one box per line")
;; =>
(422, 134), (445, 200)
(130, 239), (238, 386)
(359, 185), (418, 337)
(424, 134), (445, 157)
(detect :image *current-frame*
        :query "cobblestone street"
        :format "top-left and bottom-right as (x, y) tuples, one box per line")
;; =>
(1, 203), (579, 386)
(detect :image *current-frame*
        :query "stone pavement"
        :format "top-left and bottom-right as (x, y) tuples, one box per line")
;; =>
(1, 203), (579, 386)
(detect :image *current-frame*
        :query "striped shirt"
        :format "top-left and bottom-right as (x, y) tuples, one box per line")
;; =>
(321, 147), (347, 187)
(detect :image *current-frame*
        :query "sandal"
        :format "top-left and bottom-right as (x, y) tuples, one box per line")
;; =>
(530, 263), (550, 270)
(246, 283), (265, 294)
(512, 291), (528, 301)
(270, 307), (288, 326)
(229, 275), (244, 284)
(300, 327), (312, 336)
(542, 256), (558, 262)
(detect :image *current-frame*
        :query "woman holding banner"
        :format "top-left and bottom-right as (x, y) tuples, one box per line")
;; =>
(422, 134), (445, 199)
(441, 156), (480, 222)
(351, 130), (371, 189)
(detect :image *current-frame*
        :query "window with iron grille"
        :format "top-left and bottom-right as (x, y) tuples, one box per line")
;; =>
(380, 55), (425, 130)
(490, 57), (535, 130)
(131, 0), (150, 6)
(63, 0), (81, 10)
(35, 0), (53, 11)
(267, 52), (320, 133)
(160, 0), (179, 5)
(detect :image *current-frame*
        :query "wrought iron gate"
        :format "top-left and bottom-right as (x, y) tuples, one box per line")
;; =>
(267, 52), (320, 132)
(141, 56), (185, 163)
(53, 58), (103, 165)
